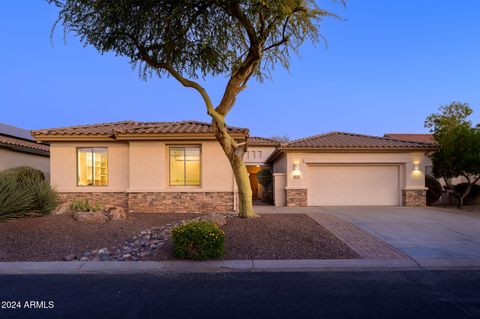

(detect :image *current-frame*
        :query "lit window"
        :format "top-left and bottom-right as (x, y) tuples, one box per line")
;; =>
(169, 146), (201, 186)
(77, 148), (108, 186)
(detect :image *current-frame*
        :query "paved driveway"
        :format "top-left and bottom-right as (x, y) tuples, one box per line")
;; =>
(256, 205), (480, 262)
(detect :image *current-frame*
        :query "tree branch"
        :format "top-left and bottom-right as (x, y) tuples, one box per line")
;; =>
(137, 49), (224, 125)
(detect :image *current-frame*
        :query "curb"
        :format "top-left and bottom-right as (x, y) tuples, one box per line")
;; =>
(0, 258), (479, 274)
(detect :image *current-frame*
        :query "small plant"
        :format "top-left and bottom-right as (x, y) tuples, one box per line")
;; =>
(172, 221), (224, 260)
(70, 199), (103, 212)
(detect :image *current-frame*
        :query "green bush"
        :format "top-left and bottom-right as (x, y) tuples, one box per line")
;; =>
(70, 199), (103, 212)
(0, 166), (58, 220)
(454, 183), (480, 204)
(425, 175), (442, 206)
(172, 221), (224, 260)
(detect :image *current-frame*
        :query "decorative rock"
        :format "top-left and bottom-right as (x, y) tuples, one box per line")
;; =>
(73, 211), (108, 224)
(52, 202), (73, 216)
(200, 212), (227, 227)
(108, 207), (127, 220)
(63, 254), (76, 261)
(79, 256), (89, 261)
(98, 248), (109, 254)
(122, 254), (132, 260)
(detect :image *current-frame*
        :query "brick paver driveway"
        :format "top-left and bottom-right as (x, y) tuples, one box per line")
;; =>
(256, 205), (480, 264)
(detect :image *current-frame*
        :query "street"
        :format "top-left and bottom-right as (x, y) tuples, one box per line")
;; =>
(0, 270), (479, 319)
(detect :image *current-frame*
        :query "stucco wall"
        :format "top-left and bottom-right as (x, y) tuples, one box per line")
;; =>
(50, 142), (129, 192)
(0, 148), (50, 179)
(128, 140), (235, 192)
(244, 146), (276, 165)
(50, 140), (235, 193)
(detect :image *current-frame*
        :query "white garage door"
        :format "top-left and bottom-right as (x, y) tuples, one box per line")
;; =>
(307, 165), (400, 206)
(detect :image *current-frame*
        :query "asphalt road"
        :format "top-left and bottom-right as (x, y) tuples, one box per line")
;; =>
(0, 270), (479, 319)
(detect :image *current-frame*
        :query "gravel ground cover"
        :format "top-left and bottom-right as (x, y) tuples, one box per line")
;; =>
(0, 213), (359, 261)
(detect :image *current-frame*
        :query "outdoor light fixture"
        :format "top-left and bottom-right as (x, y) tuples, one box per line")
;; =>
(414, 163), (420, 171)
(292, 163), (301, 179)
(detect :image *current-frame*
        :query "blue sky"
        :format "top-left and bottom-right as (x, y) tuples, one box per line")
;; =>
(1, 1), (479, 139)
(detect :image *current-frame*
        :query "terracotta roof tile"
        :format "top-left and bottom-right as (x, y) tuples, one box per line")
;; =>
(282, 132), (436, 150)
(248, 136), (280, 146)
(384, 133), (436, 144)
(31, 120), (248, 137)
(0, 134), (49, 155)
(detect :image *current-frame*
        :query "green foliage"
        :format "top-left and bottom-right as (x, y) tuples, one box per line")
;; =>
(0, 167), (58, 220)
(70, 199), (103, 212)
(425, 102), (480, 208)
(425, 175), (442, 206)
(257, 168), (273, 188)
(49, 0), (343, 81)
(172, 221), (224, 260)
(270, 135), (290, 143)
(453, 183), (480, 205)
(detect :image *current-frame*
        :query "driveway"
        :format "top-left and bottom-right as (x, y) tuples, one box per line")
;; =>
(256, 205), (480, 263)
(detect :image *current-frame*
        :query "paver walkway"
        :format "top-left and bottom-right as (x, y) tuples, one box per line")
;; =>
(307, 213), (408, 260)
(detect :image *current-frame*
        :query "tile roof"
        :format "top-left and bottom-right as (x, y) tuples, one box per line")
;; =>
(31, 120), (249, 137)
(248, 136), (280, 146)
(0, 134), (49, 155)
(282, 132), (436, 150)
(384, 133), (436, 144)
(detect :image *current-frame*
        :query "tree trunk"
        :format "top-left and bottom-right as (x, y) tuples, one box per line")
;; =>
(211, 121), (256, 218)
(457, 183), (473, 209)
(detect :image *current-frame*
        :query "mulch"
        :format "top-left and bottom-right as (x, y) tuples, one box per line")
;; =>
(0, 213), (358, 261)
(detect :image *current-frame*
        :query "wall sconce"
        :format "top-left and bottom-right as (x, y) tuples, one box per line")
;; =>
(414, 163), (420, 171)
(412, 162), (421, 176)
(292, 163), (301, 179)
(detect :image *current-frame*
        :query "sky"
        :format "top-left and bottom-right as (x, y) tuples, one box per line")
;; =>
(1, 1), (479, 140)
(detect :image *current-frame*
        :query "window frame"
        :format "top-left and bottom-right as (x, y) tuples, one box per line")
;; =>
(168, 145), (202, 187)
(76, 147), (109, 187)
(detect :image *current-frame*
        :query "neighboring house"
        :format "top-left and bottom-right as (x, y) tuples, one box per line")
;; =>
(32, 121), (248, 213)
(31, 122), (436, 212)
(244, 137), (280, 200)
(266, 132), (436, 207)
(0, 123), (50, 178)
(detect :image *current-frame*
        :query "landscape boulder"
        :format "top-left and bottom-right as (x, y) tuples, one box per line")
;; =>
(51, 202), (73, 216)
(200, 212), (227, 227)
(73, 211), (109, 224)
(107, 207), (127, 220)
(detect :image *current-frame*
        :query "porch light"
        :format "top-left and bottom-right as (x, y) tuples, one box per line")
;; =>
(413, 163), (420, 171)
(292, 163), (301, 179)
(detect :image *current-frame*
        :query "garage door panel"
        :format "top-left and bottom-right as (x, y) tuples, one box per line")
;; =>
(307, 165), (399, 206)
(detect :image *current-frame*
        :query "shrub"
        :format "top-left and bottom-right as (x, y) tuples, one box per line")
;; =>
(257, 168), (273, 188)
(172, 221), (224, 260)
(0, 166), (58, 220)
(454, 183), (480, 204)
(70, 199), (103, 212)
(425, 175), (442, 206)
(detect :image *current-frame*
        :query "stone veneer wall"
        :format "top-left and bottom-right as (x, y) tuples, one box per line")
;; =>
(128, 192), (235, 213)
(58, 192), (235, 213)
(58, 192), (129, 209)
(286, 189), (307, 207)
(402, 189), (426, 207)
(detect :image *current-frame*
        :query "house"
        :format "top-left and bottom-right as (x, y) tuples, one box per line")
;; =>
(31, 121), (436, 212)
(31, 121), (248, 213)
(266, 132), (436, 207)
(0, 123), (50, 178)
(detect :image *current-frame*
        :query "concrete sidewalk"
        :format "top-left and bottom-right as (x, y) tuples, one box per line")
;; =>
(1, 257), (480, 274)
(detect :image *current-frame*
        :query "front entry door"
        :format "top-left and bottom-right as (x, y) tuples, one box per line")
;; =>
(249, 173), (259, 199)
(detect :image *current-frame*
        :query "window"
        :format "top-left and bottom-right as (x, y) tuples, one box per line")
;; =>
(77, 148), (108, 186)
(169, 146), (201, 186)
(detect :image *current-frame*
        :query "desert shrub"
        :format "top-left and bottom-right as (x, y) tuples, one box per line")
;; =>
(454, 183), (480, 204)
(70, 199), (103, 212)
(425, 175), (442, 206)
(172, 221), (224, 260)
(2, 166), (45, 183)
(0, 166), (58, 220)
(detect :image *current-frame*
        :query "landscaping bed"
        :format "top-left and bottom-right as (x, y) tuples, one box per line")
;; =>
(0, 213), (358, 261)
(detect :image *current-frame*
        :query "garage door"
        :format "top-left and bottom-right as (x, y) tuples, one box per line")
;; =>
(307, 165), (400, 206)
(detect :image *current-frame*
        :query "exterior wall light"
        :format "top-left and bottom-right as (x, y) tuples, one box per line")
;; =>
(292, 163), (301, 179)
(414, 163), (420, 171)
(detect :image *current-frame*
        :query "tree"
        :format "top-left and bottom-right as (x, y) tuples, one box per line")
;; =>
(48, 0), (343, 217)
(425, 102), (480, 208)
